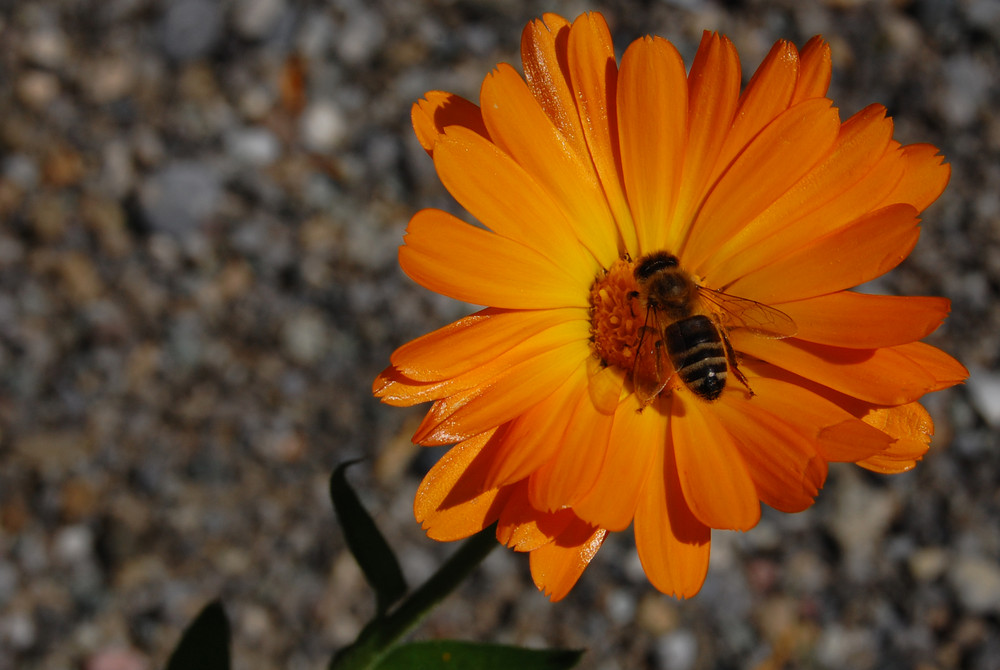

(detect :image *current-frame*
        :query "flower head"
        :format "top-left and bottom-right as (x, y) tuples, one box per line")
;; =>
(375, 12), (966, 601)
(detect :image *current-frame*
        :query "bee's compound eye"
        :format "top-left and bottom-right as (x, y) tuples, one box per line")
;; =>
(634, 252), (679, 281)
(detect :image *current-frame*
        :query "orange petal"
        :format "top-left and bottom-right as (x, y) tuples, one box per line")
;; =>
(573, 393), (662, 531)
(422, 486), (510, 542)
(520, 15), (587, 158)
(672, 391), (760, 530)
(414, 430), (495, 519)
(423, 487), (509, 542)
(857, 402), (934, 473)
(480, 64), (618, 266)
(373, 363), (456, 407)
(896, 341), (969, 387)
(712, 392), (824, 513)
(497, 481), (575, 552)
(415, 430), (512, 540)
(617, 35), (688, 254)
(414, 337), (590, 445)
(412, 91), (488, 155)
(673, 32), (740, 238)
(877, 143), (950, 213)
(432, 127), (594, 274)
(735, 375), (892, 463)
(857, 441), (930, 474)
(783, 134), (906, 234)
(707, 104), (895, 279)
(587, 356), (626, 414)
(568, 12), (636, 253)
(714, 39), (799, 180)
(685, 98), (841, 271)
(816, 420), (895, 463)
(791, 36), (831, 103)
(724, 203), (920, 304)
(378, 360), (529, 410)
(390, 307), (581, 382)
(529, 518), (606, 601)
(777, 292), (950, 348)
(483, 365), (588, 488)
(411, 386), (488, 443)
(737, 337), (959, 406)
(633, 436), (711, 597)
(381, 314), (588, 412)
(400, 208), (588, 310)
(385, 346), (603, 426)
(527, 376), (616, 511)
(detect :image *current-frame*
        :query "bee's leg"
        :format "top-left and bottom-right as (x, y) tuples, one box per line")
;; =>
(652, 335), (667, 383)
(627, 290), (640, 318)
(632, 321), (659, 375)
(721, 330), (753, 397)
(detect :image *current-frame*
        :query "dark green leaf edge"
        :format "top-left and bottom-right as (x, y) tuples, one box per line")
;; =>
(330, 460), (408, 616)
(166, 599), (231, 670)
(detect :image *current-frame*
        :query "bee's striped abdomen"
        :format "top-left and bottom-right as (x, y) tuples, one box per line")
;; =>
(665, 315), (728, 401)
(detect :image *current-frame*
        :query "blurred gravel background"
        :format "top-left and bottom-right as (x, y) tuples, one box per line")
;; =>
(0, 0), (997, 668)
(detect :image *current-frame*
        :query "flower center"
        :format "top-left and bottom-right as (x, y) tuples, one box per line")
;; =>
(589, 258), (644, 373)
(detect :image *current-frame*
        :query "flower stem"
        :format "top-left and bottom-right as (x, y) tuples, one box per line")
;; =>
(329, 523), (499, 670)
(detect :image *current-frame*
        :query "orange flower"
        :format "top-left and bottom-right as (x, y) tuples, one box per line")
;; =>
(374, 12), (966, 601)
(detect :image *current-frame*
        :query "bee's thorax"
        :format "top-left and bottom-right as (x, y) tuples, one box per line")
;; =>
(639, 271), (696, 319)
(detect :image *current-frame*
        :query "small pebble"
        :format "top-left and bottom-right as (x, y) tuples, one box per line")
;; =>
(655, 629), (698, 670)
(84, 647), (150, 670)
(25, 28), (68, 68)
(336, 11), (386, 65)
(948, 557), (1000, 615)
(53, 525), (95, 565)
(232, 0), (287, 39)
(300, 101), (348, 153)
(815, 625), (876, 670)
(938, 55), (991, 127)
(17, 71), (60, 109)
(281, 310), (329, 365)
(965, 367), (1000, 427)
(226, 127), (281, 166)
(161, 0), (224, 60)
(139, 161), (222, 236)
(0, 612), (37, 650)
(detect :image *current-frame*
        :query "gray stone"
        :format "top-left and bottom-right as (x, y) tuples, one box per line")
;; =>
(139, 161), (222, 236)
(281, 310), (329, 365)
(226, 127), (281, 166)
(232, 0), (287, 39)
(965, 367), (1000, 428)
(938, 55), (991, 127)
(655, 630), (698, 670)
(816, 625), (877, 670)
(948, 556), (1000, 615)
(336, 10), (386, 65)
(300, 101), (348, 153)
(161, 0), (224, 60)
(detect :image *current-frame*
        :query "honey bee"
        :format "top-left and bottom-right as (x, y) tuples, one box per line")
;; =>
(631, 251), (797, 405)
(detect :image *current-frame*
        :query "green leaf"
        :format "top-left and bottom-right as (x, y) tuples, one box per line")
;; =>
(374, 641), (584, 670)
(328, 525), (500, 670)
(166, 599), (231, 670)
(330, 461), (408, 615)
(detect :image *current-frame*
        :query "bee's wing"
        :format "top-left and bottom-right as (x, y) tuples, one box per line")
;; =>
(631, 308), (673, 406)
(699, 287), (798, 339)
